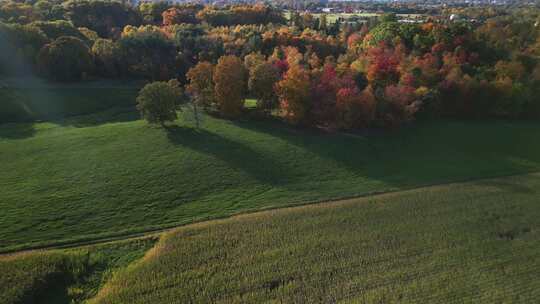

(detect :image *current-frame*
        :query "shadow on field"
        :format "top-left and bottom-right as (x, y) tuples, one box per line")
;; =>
(0, 108), (138, 140)
(231, 118), (395, 176)
(55, 107), (139, 128)
(230, 118), (540, 186)
(1, 85), (139, 127)
(476, 174), (540, 194)
(165, 125), (286, 185)
(34, 280), (72, 304)
(0, 122), (36, 139)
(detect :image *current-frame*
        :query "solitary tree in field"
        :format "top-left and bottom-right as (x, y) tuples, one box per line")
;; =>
(213, 55), (246, 118)
(136, 80), (182, 126)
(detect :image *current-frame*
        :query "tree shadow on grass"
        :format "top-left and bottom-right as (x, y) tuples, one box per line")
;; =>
(229, 118), (540, 187)
(475, 174), (540, 194)
(0, 108), (139, 140)
(34, 278), (72, 304)
(165, 125), (287, 186)
(230, 118), (394, 177)
(2, 84), (140, 129)
(54, 107), (139, 128)
(0, 122), (36, 139)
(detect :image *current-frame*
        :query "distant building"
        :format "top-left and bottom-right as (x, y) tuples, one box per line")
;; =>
(399, 19), (422, 23)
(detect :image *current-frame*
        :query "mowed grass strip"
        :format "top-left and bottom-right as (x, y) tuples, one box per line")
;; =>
(91, 173), (540, 304)
(2, 114), (540, 251)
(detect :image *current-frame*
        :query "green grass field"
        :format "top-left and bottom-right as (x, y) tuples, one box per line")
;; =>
(0, 238), (156, 304)
(2, 110), (540, 252)
(244, 98), (258, 109)
(0, 85), (138, 123)
(88, 173), (540, 303)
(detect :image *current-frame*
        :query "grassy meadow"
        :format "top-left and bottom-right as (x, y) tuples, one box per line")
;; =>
(0, 84), (138, 123)
(89, 173), (540, 303)
(2, 109), (540, 252)
(0, 238), (156, 304)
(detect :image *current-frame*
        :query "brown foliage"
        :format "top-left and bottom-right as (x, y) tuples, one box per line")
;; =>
(213, 55), (246, 118)
(186, 61), (215, 109)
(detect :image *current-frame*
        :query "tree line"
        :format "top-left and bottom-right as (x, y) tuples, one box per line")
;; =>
(1, 1), (540, 129)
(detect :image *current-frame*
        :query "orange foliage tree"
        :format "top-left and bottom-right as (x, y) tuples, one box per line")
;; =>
(162, 7), (198, 26)
(213, 55), (246, 118)
(186, 61), (215, 109)
(276, 64), (311, 125)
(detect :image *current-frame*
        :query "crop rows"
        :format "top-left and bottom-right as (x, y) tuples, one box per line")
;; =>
(90, 173), (540, 303)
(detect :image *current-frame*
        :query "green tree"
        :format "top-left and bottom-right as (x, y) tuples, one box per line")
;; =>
(30, 20), (86, 41)
(0, 1), (36, 24)
(319, 14), (327, 32)
(248, 62), (280, 112)
(34, 0), (64, 21)
(379, 13), (397, 23)
(364, 22), (400, 48)
(139, 1), (170, 25)
(0, 22), (48, 73)
(63, 0), (140, 37)
(136, 80), (182, 126)
(92, 38), (121, 77)
(37, 36), (93, 81)
(118, 25), (177, 80)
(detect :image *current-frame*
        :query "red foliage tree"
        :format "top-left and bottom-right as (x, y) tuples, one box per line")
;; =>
(378, 84), (419, 128)
(336, 86), (376, 129)
(311, 64), (339, 124)
(431, 42), (446, 54)
(272, 59), (289, 75)
(413, 53), (441, 86)
(366, 43), (401, 86)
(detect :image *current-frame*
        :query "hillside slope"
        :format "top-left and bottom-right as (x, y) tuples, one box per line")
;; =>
(2, 113), (540, 251)
(90, 173), (540, 303)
